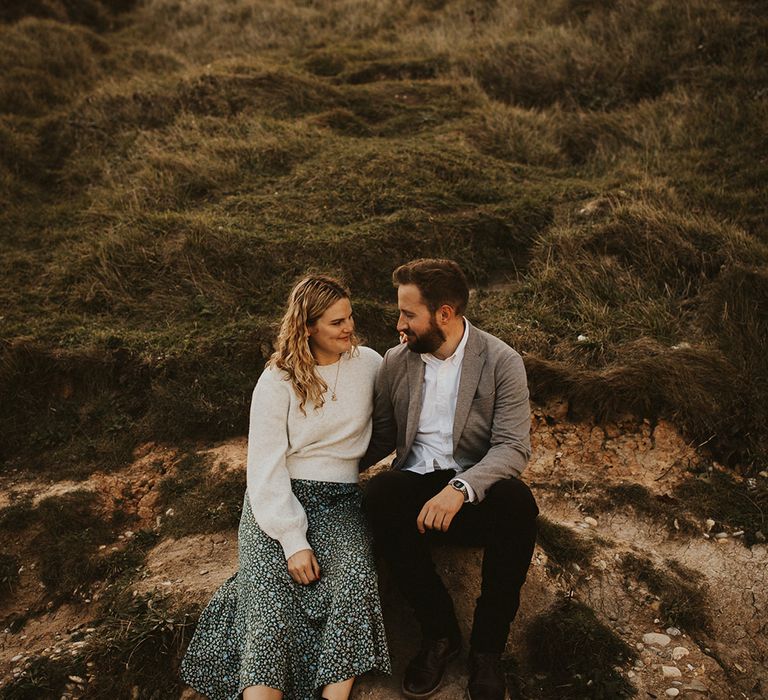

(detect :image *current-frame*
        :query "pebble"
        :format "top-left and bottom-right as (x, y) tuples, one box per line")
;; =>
(68, 675), (85, 684)
(665, 689), (679, 697)
(671, 647), (689, 661)
(714, 532), (729, 539)
(684, 679), (708, 692)
(705, 519), (715, 532)
(666, 627), (681, 636)
(584, 516), (598, 527)
(643, 633), (672, 647)
(662, 665), (682, 678)
(11, 654), (23, 662)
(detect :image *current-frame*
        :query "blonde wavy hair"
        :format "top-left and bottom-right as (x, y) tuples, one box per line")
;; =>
(269, 274), (359, 413)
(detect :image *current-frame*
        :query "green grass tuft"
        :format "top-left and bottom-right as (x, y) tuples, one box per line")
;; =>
(621, 553), (711, 634)
(536, 516), (596, 571)
(526, 597), (637, 699)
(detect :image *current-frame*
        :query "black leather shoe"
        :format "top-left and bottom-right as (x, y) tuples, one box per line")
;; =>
(467, 651), (506, 700)
(402, 636), (461, 699)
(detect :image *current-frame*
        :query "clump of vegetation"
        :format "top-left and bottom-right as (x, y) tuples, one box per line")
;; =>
(590, 482), (698, 535)
(32, 490), (116, 601)
(0, 496), (36, 532)
(158, 452), (245, 538)
(83, 590), (197, 698)
(0, 591), (196, 699)
(0, 553), (20, 599)
(674, 469), (768, 547)
(536, 516), (596, 572)
(621, 553), (711, 634)
(526, 597), (637, 699)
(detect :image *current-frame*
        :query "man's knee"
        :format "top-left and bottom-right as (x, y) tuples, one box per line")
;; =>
(362, 470), (413, 518)
(484, 477), (539, 523)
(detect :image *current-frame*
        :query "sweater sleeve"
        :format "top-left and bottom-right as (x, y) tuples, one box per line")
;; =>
(246, 368), (311, 560)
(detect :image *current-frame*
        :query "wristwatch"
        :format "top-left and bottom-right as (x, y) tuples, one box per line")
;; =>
(449, 478), (470, 503)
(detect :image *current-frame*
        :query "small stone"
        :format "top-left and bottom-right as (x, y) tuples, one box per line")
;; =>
(714, 532), (728, 539)
(705, 519), (715, 532)
(198, 569), (209, 575)
(665, 689), (680, 697)
(684, 679), (708, 692)
(124, 531), (134, 538)
(99, 545), (106, 550)
(734, 662), (745, 673)
(666, 627), (681, 636)
(759, 471), (768, 478)
(643, 633), (672, 647)
(755, 531), (766, 542)
(584, 516), (598, 527)
(662, 665), (682, 678)
(636, 642), (645, 651)
(165, 508), (175, 516)
(11, 654), (23, 662)
(68, 676), (85, 684)
(627, 670), (635, 678)
(671, 647), (689, 661)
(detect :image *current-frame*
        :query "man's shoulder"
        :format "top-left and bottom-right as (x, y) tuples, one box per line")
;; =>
(470, 324), (522, 363)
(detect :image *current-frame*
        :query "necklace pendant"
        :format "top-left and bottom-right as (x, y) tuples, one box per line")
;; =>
(331, 393), (337, 401)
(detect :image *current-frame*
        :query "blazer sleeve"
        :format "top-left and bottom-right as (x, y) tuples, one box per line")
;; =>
(458, 350), (531, 501)
(246, 369), (311, 560)
(359, 347), (398, 470)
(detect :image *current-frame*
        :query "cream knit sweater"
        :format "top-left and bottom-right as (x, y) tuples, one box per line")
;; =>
(246, 346), (382, 559)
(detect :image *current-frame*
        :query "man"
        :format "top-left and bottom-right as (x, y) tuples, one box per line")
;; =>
(361, 258), (538, 700)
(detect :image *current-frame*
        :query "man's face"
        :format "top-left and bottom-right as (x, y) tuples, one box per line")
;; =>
(396, 284), (445, 354)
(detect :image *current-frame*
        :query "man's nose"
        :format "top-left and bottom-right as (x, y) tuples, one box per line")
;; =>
(396, 315), (407, 332)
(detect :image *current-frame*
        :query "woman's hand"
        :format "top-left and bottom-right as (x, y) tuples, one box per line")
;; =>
(287, 548), (321, 585)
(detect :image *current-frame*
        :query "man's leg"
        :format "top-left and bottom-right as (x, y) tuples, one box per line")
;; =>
(448, 476), (538, 651)
(362, 468), (461, 642)
(446, 476), (538, 700)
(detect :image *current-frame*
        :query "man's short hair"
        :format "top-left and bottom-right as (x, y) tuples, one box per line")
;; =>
(392, 258), (470, 315)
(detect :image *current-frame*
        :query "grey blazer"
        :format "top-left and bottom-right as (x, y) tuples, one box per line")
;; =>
(361, 321), (531, 501)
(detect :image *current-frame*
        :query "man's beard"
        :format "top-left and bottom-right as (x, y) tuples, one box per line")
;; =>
(404, 318), (445, 354)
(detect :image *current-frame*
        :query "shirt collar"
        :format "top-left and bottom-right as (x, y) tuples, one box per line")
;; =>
(421, 318), (470, 366)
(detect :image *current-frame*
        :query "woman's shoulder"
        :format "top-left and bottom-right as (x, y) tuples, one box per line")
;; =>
(352, 345), (383, 368)
(253, 363), (292, 395)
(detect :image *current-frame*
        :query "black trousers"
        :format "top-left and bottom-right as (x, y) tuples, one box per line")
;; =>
(363, 468), (538, 653)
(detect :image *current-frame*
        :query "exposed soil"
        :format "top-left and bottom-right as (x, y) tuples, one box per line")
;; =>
(2, 405), (766, 698)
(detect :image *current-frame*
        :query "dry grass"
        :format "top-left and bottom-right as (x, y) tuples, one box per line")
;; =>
(1, 0), (767, 477)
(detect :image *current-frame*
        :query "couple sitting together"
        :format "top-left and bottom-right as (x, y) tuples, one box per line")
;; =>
(181, 258), (539, 700)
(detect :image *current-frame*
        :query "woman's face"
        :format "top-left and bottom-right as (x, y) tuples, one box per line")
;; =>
(307, 297), (354, 364)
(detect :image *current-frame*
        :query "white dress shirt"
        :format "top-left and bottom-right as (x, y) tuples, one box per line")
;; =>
(403, 320), (476, 501)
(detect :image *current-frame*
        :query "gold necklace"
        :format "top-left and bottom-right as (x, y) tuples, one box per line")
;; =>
(331, 354), (342, 401)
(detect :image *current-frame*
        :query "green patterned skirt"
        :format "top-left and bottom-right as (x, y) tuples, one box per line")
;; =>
(180, 480), (391, 700)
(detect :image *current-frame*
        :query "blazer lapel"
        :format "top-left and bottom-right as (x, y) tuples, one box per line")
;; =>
(452, 325), (486, 449)
(404, 351), (425, 452)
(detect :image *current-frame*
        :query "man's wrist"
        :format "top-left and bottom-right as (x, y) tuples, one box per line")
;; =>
(449, 478), (472, 503)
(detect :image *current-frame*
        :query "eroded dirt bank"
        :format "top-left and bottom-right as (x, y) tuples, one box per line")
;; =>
(1, 406), (766, 699)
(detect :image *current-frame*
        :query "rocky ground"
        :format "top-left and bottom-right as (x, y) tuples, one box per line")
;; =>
(1, 404), (766, 698)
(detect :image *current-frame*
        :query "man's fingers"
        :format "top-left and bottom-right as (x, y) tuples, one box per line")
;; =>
(441, 511), (455, 531)
(416, 506), (428, 534)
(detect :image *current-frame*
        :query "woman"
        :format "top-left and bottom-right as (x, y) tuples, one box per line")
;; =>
(181, 275), (391, 700)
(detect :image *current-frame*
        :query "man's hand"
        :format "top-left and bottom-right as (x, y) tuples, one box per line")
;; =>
(287, 548), (321, 585)
(417, 485), (465, 534)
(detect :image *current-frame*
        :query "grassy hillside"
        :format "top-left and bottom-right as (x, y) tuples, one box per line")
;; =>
(2, 0), (767, 477)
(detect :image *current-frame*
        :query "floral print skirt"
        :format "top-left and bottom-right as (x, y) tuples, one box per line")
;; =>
(180, 480), (391, 700)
